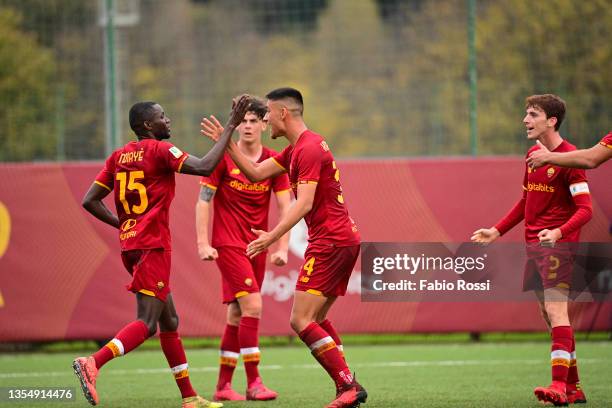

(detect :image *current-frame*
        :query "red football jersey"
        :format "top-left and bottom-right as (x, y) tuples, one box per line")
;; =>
(273, 130), (360, 247)
(95, 139), (188, 251)
(200, 148), (290, 249)
(599, 131), (612, 149)
(496, 140), (591, 242)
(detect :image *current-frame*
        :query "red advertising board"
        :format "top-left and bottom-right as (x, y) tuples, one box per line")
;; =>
(0, 158), (610, 341)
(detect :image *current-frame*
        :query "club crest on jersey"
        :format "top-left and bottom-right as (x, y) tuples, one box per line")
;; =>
(546, 167), (555, 178)
(120, 219), (137, 231)
(231, 168), (241, 175)
(244, 278), (253, 286)
(169, 146), (183, 158)
(320, 141), (330, 152)
(157, 281), (165, 289)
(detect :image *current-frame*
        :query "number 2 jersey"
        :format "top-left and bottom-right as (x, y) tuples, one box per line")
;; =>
(272, 130), (360, 247)
(95, 138), (189, 251)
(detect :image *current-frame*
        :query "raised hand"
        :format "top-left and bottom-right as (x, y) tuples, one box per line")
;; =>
(228, 94), (252, 128)
(200, 115), (224, 142)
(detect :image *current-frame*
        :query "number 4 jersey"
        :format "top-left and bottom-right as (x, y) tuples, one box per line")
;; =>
(272, 130), (360, 247)
(95, 139), (189, 251)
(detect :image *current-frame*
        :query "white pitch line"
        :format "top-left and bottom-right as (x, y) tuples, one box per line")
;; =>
(0, 358), (602, 379)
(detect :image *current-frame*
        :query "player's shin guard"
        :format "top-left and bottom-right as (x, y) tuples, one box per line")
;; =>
(239, 316), (261, 386)
(551, 325), (573, 386)
(320, 319), (345, 361)
(92, 320), (150, 369)
(299, 322), (353, 390)
(217, 324), (240, 390)
(160, 331), (197, 399)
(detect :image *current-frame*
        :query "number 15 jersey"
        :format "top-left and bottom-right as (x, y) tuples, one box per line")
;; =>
(95, 138), (189, 251)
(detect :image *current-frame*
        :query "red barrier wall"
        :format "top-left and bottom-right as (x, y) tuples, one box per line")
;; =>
(0, 158), (610, 341)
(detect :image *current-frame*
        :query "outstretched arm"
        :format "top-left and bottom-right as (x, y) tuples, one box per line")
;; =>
(527, 141), (611, 169)
(181, 95), (252, 176)
(246, 183), (315, 258)
(200, 115), (285, 182)
(82, 183), (119, 229)
(269, 190), (291, 266)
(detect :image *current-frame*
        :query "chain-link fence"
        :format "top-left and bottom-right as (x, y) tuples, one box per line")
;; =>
(0, 0), (610, 162)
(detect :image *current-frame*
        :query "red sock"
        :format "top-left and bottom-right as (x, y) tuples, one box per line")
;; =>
(160, 331), (197, 399)
(217, 324), (240, 390)
(299, 322), (353, 390)
(551, 326), (573, 385)
(567, 335), (580, 385)
(93, 320), (150, 369)
(239, 316), (261, 386)
(320, 319), (345, 361)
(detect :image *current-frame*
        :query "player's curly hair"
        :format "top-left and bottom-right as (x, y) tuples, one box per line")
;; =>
(525, 94), (566, 131)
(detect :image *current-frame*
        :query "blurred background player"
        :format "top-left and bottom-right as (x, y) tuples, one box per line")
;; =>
(527, 131), (612, 169)
(74, 95), (252, 408)
(195, 97), (291, 401)
(471, 94), (592, 406)
(202, 87), (367, 408)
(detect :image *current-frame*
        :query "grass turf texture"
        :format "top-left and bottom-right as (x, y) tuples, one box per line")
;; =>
(1, 342), (610, 407)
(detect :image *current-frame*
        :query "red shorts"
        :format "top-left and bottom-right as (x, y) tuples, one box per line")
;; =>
(121, 249), (171, 302)
(295, 244), (359, 297)
(523, 245), (575, 291)
(216, 246), (266, 304)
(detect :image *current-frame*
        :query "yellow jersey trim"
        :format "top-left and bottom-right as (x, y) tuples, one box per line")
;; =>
(177, 155), (188, 173)
(235, 291), (249, 298)
(199, 182), (218, 190)
(95, 181), (112, 192)
(306, 289), (322, 296)
(271, 157), (286, 171)
(139, 289), (156, 297)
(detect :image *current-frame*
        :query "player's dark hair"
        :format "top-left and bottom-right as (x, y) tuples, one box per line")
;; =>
(129, 101), (158, 134)
(266, 87), (304, 115)
(525, 94), (566, 131)
(246, 97), (268, 120)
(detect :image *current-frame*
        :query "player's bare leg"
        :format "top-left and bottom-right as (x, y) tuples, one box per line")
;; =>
(534, 288), (572, 406)
(234, 293), (277, 401)
(291, 291), (367, 407)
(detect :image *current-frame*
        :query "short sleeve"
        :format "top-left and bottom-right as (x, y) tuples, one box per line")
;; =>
(295, 142), (322, 183)
(599, 132), (612, 148)
(94, 153), (116, 192)
(200, 155), (227, 190)
(272, 172), (291, 193)
(272, 146), (291, 173)
(158, 141), (189, 173)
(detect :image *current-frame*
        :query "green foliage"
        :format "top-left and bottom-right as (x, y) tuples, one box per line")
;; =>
(0, 8), (56, 161)
(0, 0), (610, 160)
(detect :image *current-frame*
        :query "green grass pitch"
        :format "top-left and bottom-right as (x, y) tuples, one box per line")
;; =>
(1, 342), (610, 407)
